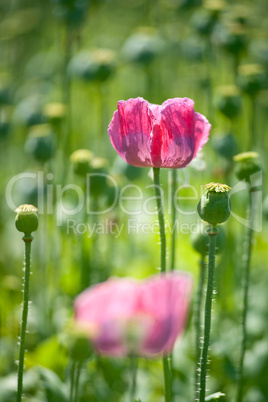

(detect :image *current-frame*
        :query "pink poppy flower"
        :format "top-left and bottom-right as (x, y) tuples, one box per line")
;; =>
(108, 97), (211, 168)
(74, 272), (192, 357)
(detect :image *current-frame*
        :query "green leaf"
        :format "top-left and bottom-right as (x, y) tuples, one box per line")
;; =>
(205, 392), (225, 401)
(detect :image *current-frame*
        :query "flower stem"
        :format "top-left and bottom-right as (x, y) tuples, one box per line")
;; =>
(70, 360), (76, 402)
(130, 356), (138, 401)
(74, 361), (82, 402)
(162, 356), (172, 402)
(170, 169), (177, 271)
(199, 227), (218, 402)
(236, 191), (253, 402)
(153, 167), (171, 402)
(153, 167), (166, 273)
(17, 235), (33, 402)
(249, 97), (256, 150)
(195, 257), (206, 400)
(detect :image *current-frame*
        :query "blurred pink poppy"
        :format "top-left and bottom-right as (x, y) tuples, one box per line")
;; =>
(74, 272), (192, 357)
(108, 97), (211, 168)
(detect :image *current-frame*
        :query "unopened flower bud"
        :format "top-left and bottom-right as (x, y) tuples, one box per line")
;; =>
(197, 183), (231, 226)
(233, 152), (261, 183)
(70, 149), (93, 177)
(15, 204), (38, 235)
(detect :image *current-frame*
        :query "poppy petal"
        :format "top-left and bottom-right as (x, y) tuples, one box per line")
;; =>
(108, 97), (153, 167)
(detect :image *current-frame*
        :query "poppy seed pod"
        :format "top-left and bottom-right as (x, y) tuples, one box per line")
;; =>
(212, 131), (238, 161)
(197, 183), (231, 226)
(66, 332), (93, 362)
(121, 30), (164, 65)
(234, 152), (261, 183)
(237, 64), (266, 97)
(216, 22), (247, 55)
(70, 149), (93, 177)
(25, 124), (56, 163)
(15, 204), (38, 235)
(52, 0), (90, 28)
(215, 86), (241, 120)
(180, 36), (206, 62)
(88, 157), (109, 198)
(68, 49), (116, 83)
(191, 9), (218, 37)
(43, 102), (66, 125)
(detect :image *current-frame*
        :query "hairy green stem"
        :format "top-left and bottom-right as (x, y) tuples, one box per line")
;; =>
(153, 167), (171, 402)
(153, 167), (166, 273)
(70, 360), (76, 402)
(236, 192), (253, 402)
(170, 169), (177, 271)
(74, 362), (82, 402)
(195, 257), (206, 400)
(130, 356), (138, 401)
(199, 227), (218, 402)
(17, 236), (33, 402)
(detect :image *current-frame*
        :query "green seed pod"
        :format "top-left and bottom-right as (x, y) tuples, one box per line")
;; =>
(121, 29), (164, 65)
(215, 86), (241, 119)
(15, 204), (38, 235)
(25, 124), (56, 163)
(52, 0), (90, 28)
(216, 22), (247, 55)
(237, 64), (266, 97)
(70, 149), (93, 177)
(234, 152), (262, 183)
(212, 131), (238, 161)
(43, 102), (66, 125)
(180, 36), (205, 62)
(14, 96), (45, 127)
(89, 157), (109, 198)
(68, 49), (116, 83)
(191, 0), (225, 36)
(68, 334), (93, 362)
(197, 183), (231, 226)
(191, 225), (226, 257)
(191, 10), (215, 36)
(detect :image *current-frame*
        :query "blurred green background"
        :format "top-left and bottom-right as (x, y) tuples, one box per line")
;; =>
(0, 0), (268, 401)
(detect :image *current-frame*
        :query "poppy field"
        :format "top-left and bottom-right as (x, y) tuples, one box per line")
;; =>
(1, 0), (268, 401)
